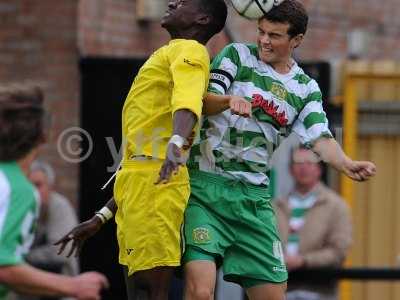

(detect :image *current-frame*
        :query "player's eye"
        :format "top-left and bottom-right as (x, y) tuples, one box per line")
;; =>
(269, 33), (280, 38)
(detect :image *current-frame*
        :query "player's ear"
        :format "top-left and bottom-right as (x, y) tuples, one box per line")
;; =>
(292, 34), (304, 49)
(196, 13), (210, 25)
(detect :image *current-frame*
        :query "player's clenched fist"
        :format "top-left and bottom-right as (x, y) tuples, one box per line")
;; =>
(342, 159), (377, 181)
(229, 95), (252, 117)
(72, 272), (109, 300)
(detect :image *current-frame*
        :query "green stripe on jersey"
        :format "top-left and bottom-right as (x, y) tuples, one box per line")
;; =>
(303, 112), (327, 129)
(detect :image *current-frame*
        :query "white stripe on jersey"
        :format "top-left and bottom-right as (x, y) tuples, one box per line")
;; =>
(0, 171), (11, 238)
(298, 101), (326, 123)
(232, 43), (269, 73)
(219, 57), (238, 78)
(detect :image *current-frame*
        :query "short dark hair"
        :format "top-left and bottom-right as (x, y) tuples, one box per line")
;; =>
(198, 0), (227, 39)
(262, 0), (308, 38)
(0, 84), (45, 161)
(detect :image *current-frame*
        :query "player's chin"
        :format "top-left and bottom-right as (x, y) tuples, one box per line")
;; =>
(161, 15), (171, 27)
(259, 52), (274, 64)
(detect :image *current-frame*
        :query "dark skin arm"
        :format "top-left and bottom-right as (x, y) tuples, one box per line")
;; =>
(54, 197), (117, 257)
(155, 109), (197, 184)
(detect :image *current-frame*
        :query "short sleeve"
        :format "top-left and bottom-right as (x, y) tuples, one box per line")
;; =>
(169, 41), (210, 121)
(208, 43), (241, 95)
(0, 177), (23, 266)
(291, 80), (333, 146)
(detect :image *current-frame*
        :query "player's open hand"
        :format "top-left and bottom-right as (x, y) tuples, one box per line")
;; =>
(155, 143), (185, 184)
(54, 216), (103, 257)
(73, 271), (109, 300)
(343, 159), (376, 181)
(229, 95), (252, 118)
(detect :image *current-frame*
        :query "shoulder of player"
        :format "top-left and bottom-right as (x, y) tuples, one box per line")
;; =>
(293, 67), (321, 94)
(224, 42), (257, 56)
(169, 39), (210, 63)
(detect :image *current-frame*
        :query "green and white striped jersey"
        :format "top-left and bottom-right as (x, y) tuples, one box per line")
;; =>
(0, 162), (39, 299)
(187, 43), (332, 186)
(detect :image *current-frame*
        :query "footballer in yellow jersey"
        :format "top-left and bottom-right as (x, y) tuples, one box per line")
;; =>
(115, 37), (209, 276)
(56, 0), (228, 299)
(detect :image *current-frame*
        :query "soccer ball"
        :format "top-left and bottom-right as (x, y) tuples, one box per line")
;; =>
(230, 0), (282, 20)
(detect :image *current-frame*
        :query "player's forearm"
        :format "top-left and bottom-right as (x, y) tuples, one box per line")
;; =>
(203, 92), (230, 116)
(172, 109), (197, 141)
(312, 137), (352, 172)
(95, 197), (116, 224)
(0, 264), (77, 297)
(105, 197), (117, 215)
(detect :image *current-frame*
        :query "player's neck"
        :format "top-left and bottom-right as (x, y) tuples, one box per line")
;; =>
(168, 29), (207, 45)
(270, 58), (294, 74)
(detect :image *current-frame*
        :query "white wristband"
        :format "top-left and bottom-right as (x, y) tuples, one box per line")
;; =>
(99, 206), (114, 220)
(169, 134), (185, 148)
(96, 207), (114, 224)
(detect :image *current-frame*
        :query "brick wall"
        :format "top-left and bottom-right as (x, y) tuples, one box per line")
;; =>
(0, 1), (80, 205)
(79, 0), (400, 60)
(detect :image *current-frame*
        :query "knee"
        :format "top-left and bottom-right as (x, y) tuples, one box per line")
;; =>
(186, 283), (214, 300)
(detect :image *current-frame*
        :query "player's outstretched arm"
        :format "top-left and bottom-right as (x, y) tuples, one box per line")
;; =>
(312, 137), (376, 181)
(203, 92), (252, 117)
(55, 197), (117, 257)
(156, 109), (198, 184)
(0, 264), (108, 299)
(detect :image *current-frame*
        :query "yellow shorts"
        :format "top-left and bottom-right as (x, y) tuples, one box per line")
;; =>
(113, 159), (190, 276)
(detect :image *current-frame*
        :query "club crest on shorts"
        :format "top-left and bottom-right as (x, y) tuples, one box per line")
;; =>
(192, 227), (211, 244)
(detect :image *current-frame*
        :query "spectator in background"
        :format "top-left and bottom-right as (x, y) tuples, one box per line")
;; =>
(0, 83), (108, 300)
(27, 160), (79, 278)
(274, 146), (352, 300)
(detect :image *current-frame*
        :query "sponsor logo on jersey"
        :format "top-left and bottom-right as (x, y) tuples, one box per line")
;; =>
(184, 58), (196, 66)
(252, 94), (288, 126)
(192, 227), (211, 244)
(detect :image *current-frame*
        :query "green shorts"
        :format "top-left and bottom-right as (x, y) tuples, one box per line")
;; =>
(183, 170), (288, 288)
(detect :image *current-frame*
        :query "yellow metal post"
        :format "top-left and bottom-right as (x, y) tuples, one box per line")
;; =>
(338, 72), (400, 300)
(339, 76), (357, 300)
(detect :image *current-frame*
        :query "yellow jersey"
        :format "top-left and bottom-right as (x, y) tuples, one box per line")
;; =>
(121, 39), (210, 160)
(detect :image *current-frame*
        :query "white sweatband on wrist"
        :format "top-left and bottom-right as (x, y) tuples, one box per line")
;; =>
(95, 207), (114, 224)
(99, 206), (114, 220)
(168, 134), (185, 148)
